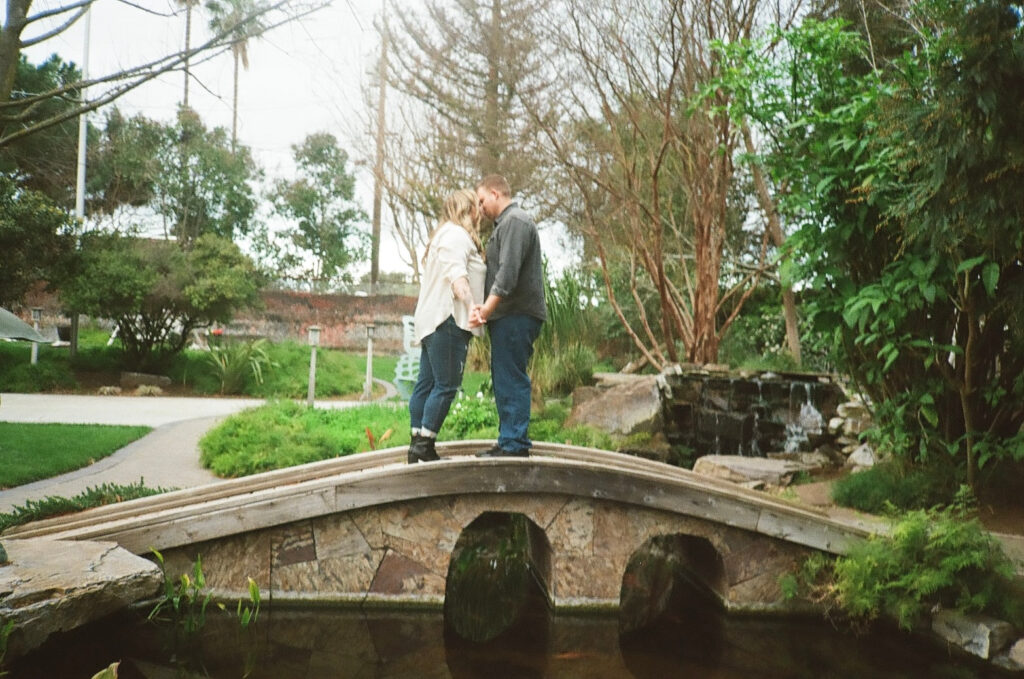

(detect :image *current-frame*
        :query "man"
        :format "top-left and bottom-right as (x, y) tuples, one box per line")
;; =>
(471, 174), (547, 458)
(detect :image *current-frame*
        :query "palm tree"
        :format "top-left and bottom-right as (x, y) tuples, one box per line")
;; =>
(206, 0), (267, 150)
(176, 0), (200, 108)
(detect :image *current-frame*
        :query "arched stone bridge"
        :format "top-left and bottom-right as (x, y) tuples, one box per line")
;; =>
(7, 442), (885, 612)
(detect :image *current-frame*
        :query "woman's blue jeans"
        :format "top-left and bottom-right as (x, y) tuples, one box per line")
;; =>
(489, 314), (543, 452)
(409, 316), (471, 434)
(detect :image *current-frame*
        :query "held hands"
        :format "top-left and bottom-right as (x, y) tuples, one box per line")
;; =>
(469, 304), (487, 328)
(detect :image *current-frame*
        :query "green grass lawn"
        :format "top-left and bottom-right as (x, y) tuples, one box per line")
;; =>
(0, 422), (152, 489)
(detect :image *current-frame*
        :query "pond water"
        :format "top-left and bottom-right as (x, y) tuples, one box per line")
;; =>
(5, 513), (1014, 678)
(5, 599), (1010, 678)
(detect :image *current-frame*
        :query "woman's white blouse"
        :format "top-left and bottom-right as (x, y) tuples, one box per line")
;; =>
(413, 221), (486, 343)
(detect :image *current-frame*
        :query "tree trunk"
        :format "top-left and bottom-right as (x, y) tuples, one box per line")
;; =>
(370, 6), (388, 293)
(0, 0), (31, 112)
(183, 2), (193, 107)
(743, 124), (802, 364)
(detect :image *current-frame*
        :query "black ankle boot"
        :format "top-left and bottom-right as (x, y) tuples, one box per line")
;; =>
(407, 434), (439, 463)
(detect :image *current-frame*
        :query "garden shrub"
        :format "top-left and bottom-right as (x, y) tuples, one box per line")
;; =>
(203, 338), (275, 394)
(199, 400), (409, 477)
(444, 391), (499, 440)
(0, 481), (171, 533)
(786, 489), (1024, 631)
(0, 361), (77, 392)
(831, 461), (953, 513)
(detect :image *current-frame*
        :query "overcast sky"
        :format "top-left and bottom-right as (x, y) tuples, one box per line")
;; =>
(25, 0), (382, 168)
(20, 0), (405, 270)
(19, 0), (574, 277)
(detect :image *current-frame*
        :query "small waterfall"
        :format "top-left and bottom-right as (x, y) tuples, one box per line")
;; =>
(663, 368), (844, 458)
(798, 401), (824, 435)
(713, 413), (722, 455)
(784, 402), (824, 453)
(749, 410), (762, 456)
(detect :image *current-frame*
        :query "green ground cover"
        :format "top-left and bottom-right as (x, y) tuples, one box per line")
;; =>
(0, 481), (170, 534)
(0, 422), (152, 488)
(198, 396), (626, 478)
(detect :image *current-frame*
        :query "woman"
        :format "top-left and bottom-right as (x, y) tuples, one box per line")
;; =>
(408, 189), (486, 463)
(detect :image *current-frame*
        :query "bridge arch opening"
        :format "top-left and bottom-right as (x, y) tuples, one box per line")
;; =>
(618, 534), (726, 636)
(443, 511), (553, 645)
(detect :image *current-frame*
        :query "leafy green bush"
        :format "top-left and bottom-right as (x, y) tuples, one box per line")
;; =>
(530, 266), (602, 397)
(0, 360), (77, 392)
(199, 400), (410, 477)
(786, 490), (1024, 631)
(444, 391), (499, 439)
(203, 338), (275, 394)
(0, 481), (171, 533)
(831, 462), (954, 514)
(198, 396), (628, 478)
(530, 342), (596, 398)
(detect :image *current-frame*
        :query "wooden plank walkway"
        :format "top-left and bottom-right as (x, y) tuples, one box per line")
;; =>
(5, 441), (888, 557)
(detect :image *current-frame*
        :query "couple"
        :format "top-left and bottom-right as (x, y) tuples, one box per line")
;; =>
(407, 174), (547, 464)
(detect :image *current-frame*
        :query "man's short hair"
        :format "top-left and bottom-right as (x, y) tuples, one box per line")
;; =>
(477, 174), (511, 197)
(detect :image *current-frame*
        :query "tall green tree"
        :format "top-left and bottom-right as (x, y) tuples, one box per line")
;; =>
(270, 132), (368, 290)
(0, 174), (77, 307)
(86, 108), (163, 215)
(720, 0), (1024, 492)
(206, 0), (268, 150)
(0, 54), (84, 206)
(155, 109), (259, 245)
(61, 231), (261, 370)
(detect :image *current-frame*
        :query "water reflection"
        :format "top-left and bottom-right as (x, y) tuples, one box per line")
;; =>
(5, 514), (1009, 679)
(5, 603), (1007, 678)
(444, 511), (550, 678)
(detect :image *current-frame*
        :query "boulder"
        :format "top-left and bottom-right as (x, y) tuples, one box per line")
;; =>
(766, 450), (833, 473)
(692, 454), (812, 486)
(845, 443), (877, 470)
(931, 609), (1016, 659)
(565, 374), (663, 436)
(995, 637), (1024, 672)
(120, 371), (171, 389)
(837, 400), (870, 420)
(0, 538), (162, 661)
(828, 416), (845, 435)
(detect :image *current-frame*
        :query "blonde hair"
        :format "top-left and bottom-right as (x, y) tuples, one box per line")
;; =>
(422, 188), (483, 265)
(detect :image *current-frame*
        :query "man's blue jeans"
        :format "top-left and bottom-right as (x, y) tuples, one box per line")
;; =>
(409, 316), (471, 434)
(489, 314), (543, 452)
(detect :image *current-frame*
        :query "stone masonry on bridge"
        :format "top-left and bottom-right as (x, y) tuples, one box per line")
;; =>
(163, 492), (818, 612)
(9, 442), (881, 614)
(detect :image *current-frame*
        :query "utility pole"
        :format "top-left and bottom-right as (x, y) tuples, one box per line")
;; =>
(369, 0), (388, 295)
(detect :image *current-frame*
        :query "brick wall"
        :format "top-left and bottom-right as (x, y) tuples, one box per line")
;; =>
(16, 288), (418, 355)
(227, 290), (417, 353)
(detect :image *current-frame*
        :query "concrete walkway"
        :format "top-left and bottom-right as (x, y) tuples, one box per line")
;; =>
(0, 389), (396, 514)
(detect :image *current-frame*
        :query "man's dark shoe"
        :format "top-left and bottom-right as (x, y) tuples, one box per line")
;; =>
(476, 445), (529, 458)
(408, 435), (440, 463)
